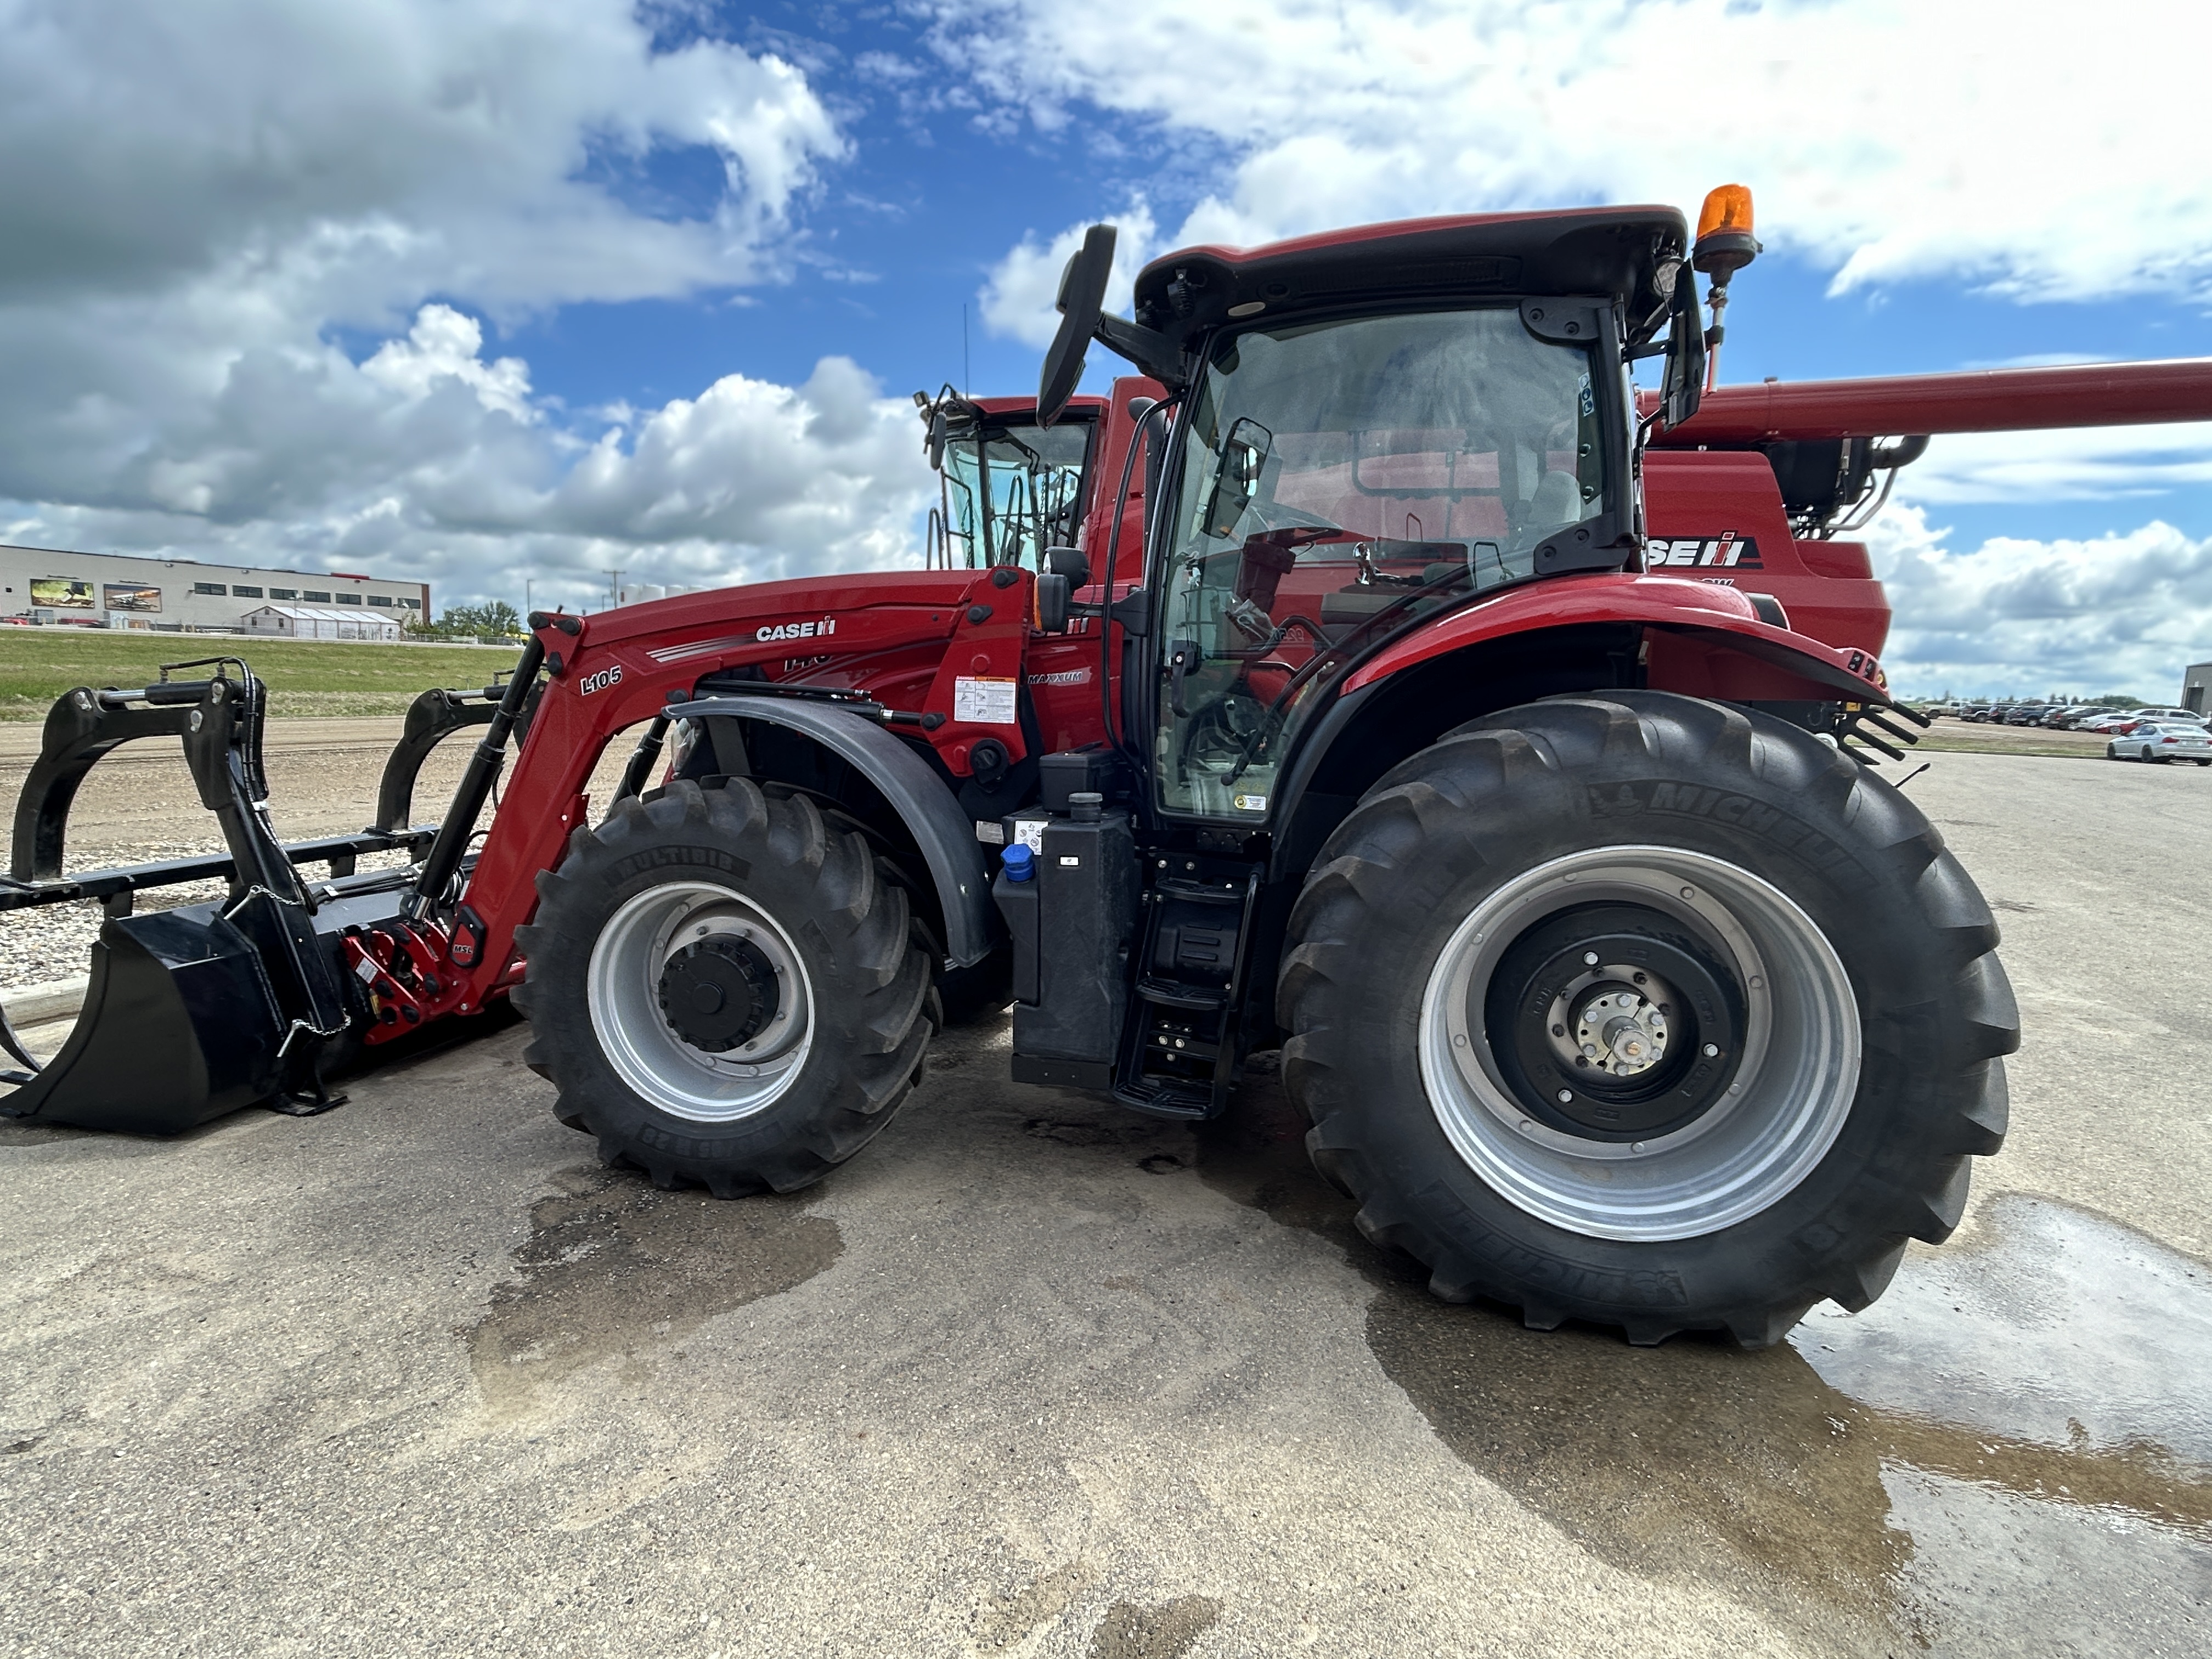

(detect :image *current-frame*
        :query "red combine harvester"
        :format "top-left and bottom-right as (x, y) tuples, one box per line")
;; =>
(8, 190), (2210, 1346)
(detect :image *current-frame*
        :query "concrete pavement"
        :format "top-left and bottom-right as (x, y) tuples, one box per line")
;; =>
(2, 750), (2207, 1657)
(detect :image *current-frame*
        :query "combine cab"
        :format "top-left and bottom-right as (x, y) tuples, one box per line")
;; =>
(9, 189), (2210, 1346)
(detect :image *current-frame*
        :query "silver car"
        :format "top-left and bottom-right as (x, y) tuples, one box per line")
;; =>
(2107, 722), (2212, 764)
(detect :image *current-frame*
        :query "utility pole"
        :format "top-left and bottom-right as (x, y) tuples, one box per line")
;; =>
(604, 568), (624, 609)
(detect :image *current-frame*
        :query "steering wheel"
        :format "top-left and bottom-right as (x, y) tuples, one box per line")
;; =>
(1248, 501), (1345, 537)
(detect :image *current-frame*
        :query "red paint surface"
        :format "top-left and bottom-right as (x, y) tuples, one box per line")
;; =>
(1646, 358), (2212, 442)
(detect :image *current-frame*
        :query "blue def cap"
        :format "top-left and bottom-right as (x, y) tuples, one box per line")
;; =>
(1001, 843), (1036, 882)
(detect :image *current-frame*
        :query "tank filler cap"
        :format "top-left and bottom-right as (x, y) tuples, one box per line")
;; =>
(1069, 791), (1103, 823)
(1002, 843), (1036, 883)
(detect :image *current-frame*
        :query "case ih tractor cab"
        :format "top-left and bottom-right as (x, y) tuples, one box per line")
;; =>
(12, 189), (2212, 1345)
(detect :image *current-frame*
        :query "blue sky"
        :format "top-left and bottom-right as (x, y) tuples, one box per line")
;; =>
(2, 0), (2208, 696)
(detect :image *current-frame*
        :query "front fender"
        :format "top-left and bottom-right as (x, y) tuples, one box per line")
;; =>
(664, 696), (997, 968)
(1342, 574), (1894, 706)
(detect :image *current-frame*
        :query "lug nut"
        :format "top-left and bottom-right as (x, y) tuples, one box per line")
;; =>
(1556, 1088), (1573, 1103)
(1583, 951), (1599, 966)
(1703, 1043), (1719, 1057)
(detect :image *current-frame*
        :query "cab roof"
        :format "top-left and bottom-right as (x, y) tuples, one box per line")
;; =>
(1131, 206), (1688, 352)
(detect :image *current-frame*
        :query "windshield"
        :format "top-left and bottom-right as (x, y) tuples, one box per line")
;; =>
(1154, 306), (1611, 819)
(933, 419), (1092, 571)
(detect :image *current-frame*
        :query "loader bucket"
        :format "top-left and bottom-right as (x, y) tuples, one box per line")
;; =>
(1, 904), (286, 1134)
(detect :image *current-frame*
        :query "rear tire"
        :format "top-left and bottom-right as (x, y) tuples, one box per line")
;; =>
(513, 779), (937, 1195)
(1278, 691), (2017, 1347)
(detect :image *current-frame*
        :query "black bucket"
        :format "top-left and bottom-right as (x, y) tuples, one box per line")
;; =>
(2, 904), (286, 1133)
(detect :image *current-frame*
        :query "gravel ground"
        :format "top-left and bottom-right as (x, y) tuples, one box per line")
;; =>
(0, 719), (636, 989)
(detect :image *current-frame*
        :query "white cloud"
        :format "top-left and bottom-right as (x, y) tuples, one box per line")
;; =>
(1866, 506), (2212, 698)
(0, 0), (842, 317)
(979, 202), (1158, 346)
(933, 0), (2212, 304)
(1896, 426), (2212, 505)
(362, 307), (535, 421)
(0, 0), (946, 614)
(0, 315), (935, 613)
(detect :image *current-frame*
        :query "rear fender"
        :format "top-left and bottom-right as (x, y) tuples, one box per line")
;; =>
(665, 696), (997, 969)
(1343, 574), (1894, 706)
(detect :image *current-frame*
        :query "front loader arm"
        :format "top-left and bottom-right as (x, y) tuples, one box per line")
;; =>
(425, 569), (1043, 1019)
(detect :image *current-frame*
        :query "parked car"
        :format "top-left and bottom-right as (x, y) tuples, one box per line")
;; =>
(2108, 724), (2212, 764)
(2056, 707), (2120, 730)
(2131, 707), (2207, 725)
(2005, 704), (2057, 726)
(1965, 704), (2009, 724)
(2086, 712), (2148, 733)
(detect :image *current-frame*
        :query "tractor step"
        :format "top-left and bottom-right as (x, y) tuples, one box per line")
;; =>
(1113, 861), (1262, 1121)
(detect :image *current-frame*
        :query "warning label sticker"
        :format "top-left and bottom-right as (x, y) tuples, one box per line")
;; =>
(953, 676), (1019, 725)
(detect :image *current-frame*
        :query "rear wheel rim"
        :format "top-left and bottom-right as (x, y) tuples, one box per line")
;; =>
(1419, 845), (1861, 1243)
(586, 881), (815, 1123)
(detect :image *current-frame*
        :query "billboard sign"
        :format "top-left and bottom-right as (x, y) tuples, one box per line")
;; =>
(30, 578), (94, 610)
(103, 583), (162, 613)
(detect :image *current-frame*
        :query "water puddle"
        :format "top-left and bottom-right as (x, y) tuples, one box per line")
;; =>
(1198, 1068), (2212, 1654)
(467, 1163), (840, 1416)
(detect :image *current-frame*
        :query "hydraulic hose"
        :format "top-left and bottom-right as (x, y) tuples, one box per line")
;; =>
(403, 633), (545, 922)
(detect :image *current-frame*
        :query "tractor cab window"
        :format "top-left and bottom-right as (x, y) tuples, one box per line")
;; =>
(932, 416), (1093, 571)
(1154, 306), (1610, 820)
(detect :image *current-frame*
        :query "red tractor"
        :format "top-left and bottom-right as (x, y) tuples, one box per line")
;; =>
(9, 190), (2210, 1345)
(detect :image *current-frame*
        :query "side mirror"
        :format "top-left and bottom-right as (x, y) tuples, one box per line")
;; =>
(1034, 572), (1072, 634)
(1045, 545), (1090, 585)
(1198, 417), (1273, 540)
(1037, 225), (1118, 427)
(1659, 273), (1705, 430)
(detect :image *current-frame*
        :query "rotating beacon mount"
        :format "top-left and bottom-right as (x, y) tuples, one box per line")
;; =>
(1691, 184), (1762, 392)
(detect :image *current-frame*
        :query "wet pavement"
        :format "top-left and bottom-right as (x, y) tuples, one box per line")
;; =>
(1, 749), (2208, 1656)
(1202, 1070), (2212, 1653)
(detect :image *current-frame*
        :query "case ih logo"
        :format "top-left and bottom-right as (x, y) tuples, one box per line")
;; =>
(1649, 533), (1763, 569)
(757, 616), (837, 644)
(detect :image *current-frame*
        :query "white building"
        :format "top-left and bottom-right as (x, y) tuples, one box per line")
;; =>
(0, 543), (429, 632)
(243, 604), (403, 642)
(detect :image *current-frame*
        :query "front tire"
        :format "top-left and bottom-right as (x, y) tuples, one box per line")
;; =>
(1278, 692), (2017, 1347)
(514, 780), (937, 1195)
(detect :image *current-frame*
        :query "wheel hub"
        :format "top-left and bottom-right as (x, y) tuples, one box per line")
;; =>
(1568, 981), (1671, 1077)
(657, 936), (778, 1053)
(1485, 904), (1745, 1141)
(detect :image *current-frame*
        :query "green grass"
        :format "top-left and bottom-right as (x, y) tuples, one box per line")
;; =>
(0, 631), (520, 721)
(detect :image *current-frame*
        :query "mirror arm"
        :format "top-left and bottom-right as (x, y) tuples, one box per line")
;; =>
(1094, 314), (1187, 389)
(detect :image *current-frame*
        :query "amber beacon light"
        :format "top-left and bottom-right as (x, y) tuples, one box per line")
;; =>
(1691, 184), (1761, 390)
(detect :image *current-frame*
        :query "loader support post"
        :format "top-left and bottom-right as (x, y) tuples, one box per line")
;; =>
(404, 635), (546, 923)
(612, 714), (672, 806)
(374, 686), (504, 834)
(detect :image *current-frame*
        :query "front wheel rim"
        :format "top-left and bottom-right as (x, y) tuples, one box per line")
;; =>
(586, 881), (816, 1123)
(1419, 846), (1861, 1243)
